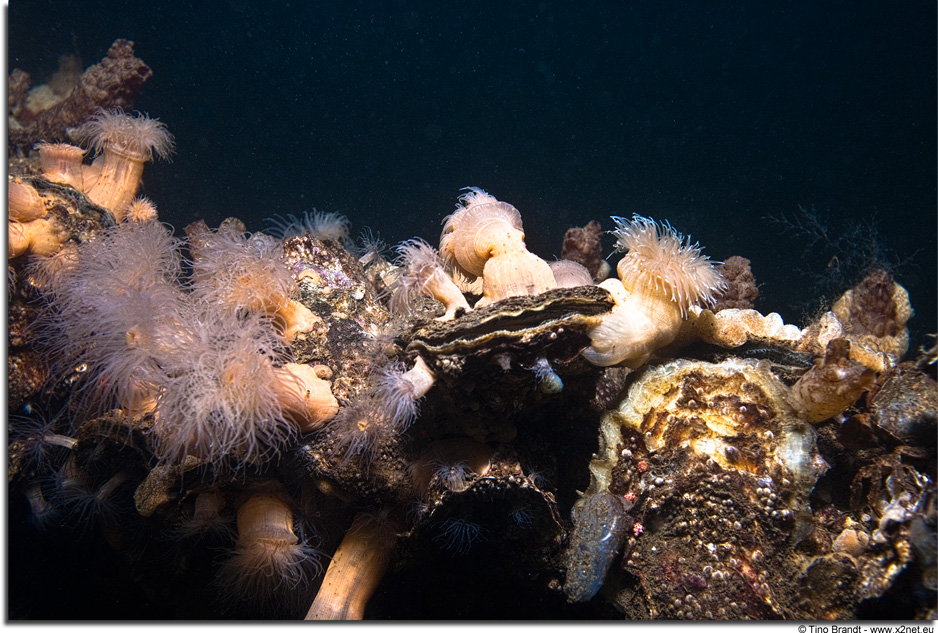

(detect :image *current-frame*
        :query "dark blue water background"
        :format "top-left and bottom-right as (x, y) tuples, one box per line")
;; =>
(10, 1), (936, 347)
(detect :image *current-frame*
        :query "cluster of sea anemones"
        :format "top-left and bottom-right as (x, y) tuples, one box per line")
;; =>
(324, 356), (437, 464)
(72, 108), (175, 220)
(9, 109), (173, 265)
(31, 219), (339, 469)
(34, 109), (175, 222)
(8, 179), (68, 259)
(186, 220), (322, 342)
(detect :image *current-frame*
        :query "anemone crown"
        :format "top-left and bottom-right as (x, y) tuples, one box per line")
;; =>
(76, 108), (175, 161)
(611, 214), (725, 313)
(265, 210), (351, 242)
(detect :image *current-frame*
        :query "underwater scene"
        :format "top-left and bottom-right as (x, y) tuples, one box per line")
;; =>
(7, 0), (937, 621)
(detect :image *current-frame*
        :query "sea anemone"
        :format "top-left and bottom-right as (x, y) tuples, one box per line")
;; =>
(355, 228), (389, 267)
(388, 238), (470, 320)
(8, 405), (77, 473)
(370, 356), (437, 431)
(77, 108), (175, 161)
(324, 398), (393, 467)
(74, 108), (175, 220)
(433, 517), (486, 556)
(265, 209), (351, 243)
(306, 509), (400, 620)
(791, 338), (875, 423)
(9, 180), (47, 223)
(151, 305), (302, 467)
(8, 181), (65, 259)
(48, 456), (131, 530)
(271, 362), (340, 432)
(429, 460), (474, 493)
(125, 196), (158, 223)
(531, 357), (563, 394)
(186, 221), (321, 341)
(33, 221), (187, 414)
(610, 215), (724, 315)
(582, 214), (725, 368)
(322, 357), (434, 465)
(409, 437), (495, 498)
(439, 187), (556, 307)
(34, 142), (86, 190)
(218, 484), (322, 616)
(548, 259), (594, 288)
(174, 490), (235, 540)
(23, 481), (58, 530)
(8, 217), (68, 259)
(24, 242), (79, 293)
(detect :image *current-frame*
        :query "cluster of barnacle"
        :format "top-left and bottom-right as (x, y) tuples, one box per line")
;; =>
(8, 97), (934, 620)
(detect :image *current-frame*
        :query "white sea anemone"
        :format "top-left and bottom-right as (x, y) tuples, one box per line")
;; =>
(389, 238), (470, 320)
(583, 214), (725, 368)
(611, 215), (725, 316)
